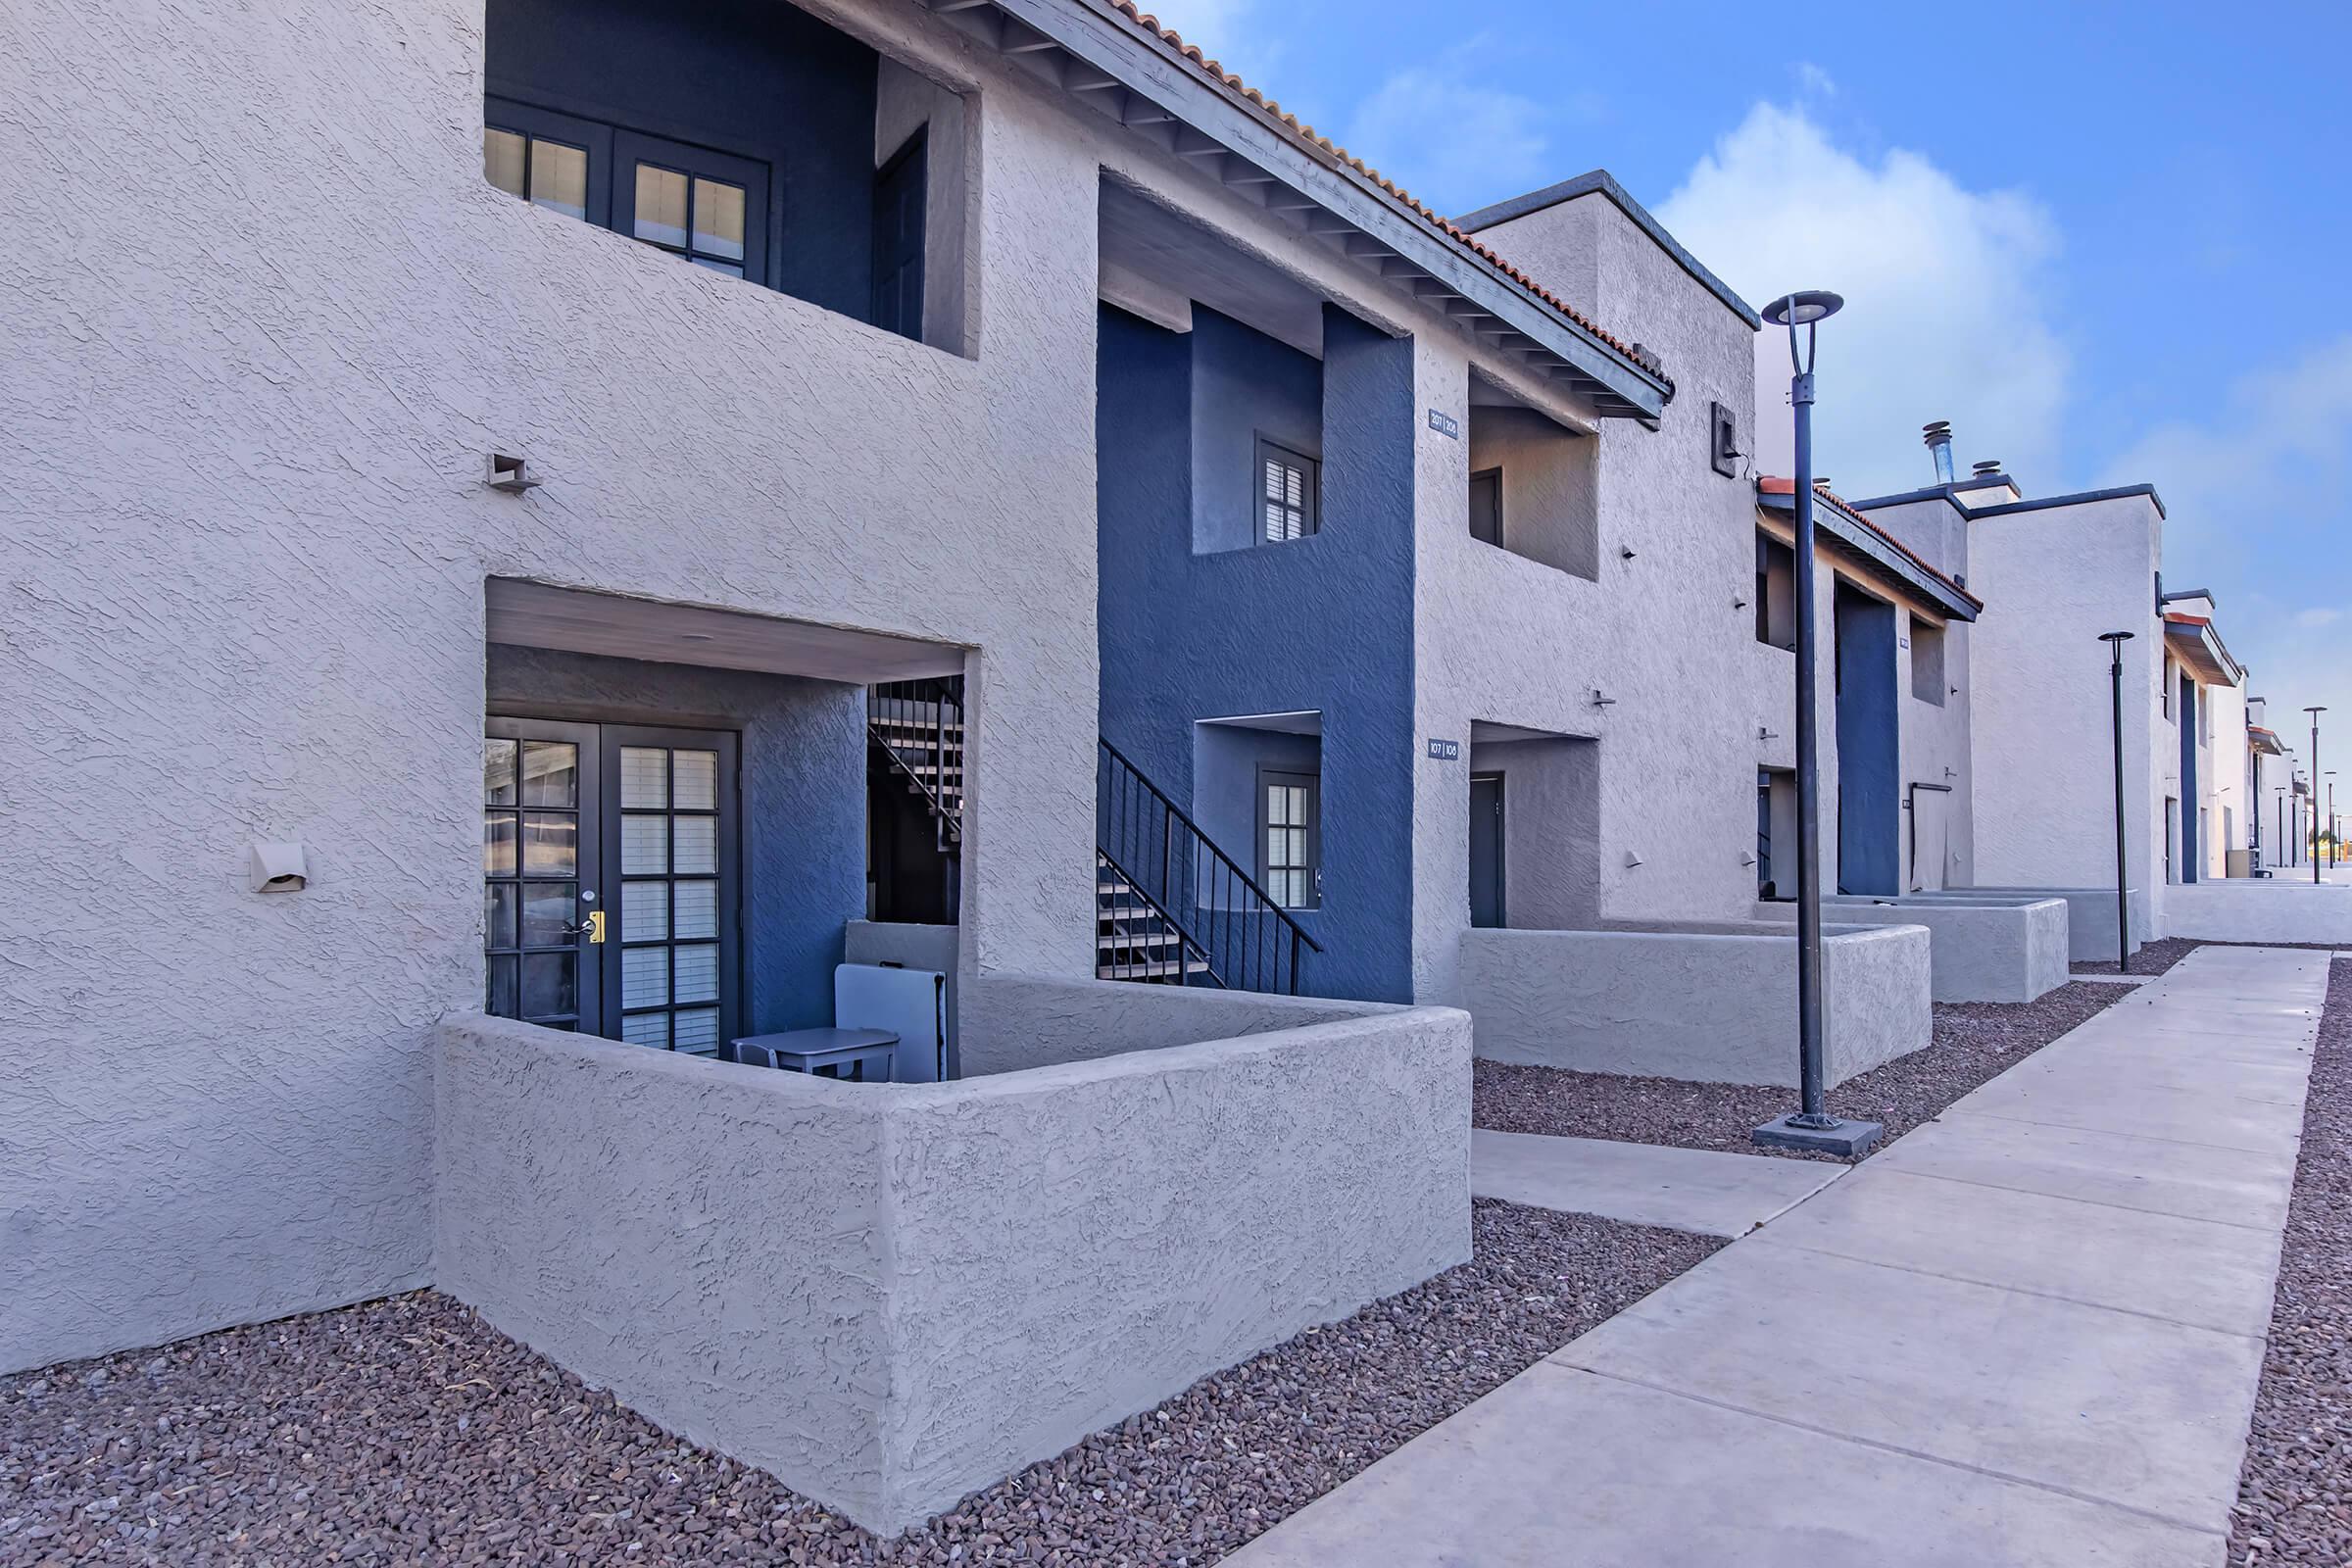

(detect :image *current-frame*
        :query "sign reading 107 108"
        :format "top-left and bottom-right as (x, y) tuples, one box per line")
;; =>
(1426, 738), (1461, 761)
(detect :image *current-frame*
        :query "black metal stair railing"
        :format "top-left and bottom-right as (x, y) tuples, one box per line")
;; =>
(868, 677), (963, 847)
(1098, 737), (1322, 995)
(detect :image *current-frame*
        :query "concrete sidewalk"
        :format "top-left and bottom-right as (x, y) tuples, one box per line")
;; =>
(1470, 1128), (1844, 1238)
(1233, 945), (2328, 1567)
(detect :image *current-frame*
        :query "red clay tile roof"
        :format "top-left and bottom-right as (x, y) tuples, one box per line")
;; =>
(1756, 477), (1984, 612)
(1107, 2), (1661, 383)
(2163, 612), (2213, 628)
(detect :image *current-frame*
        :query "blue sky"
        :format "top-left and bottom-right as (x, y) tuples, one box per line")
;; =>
(1156, 0), (2352, 762)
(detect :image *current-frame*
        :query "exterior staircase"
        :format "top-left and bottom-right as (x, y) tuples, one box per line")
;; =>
(868, 678), (963, 921)
(869, 694), (1321, 994)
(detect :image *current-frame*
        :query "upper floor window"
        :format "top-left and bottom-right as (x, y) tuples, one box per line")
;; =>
(1257, 437), (1319, 544)
(480, 0), (970, 354)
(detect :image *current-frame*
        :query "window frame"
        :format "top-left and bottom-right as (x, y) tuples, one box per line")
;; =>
(1254, 434), (1320, 545)
(1255, 766), (1321, 910)
(484, 100), (614, 227)
(612, 129), (771, 284)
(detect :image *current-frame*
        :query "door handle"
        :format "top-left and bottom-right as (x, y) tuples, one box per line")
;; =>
(563, 910), (608, 944)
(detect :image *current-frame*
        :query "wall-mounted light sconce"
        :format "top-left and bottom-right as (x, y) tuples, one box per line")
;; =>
(1620, 545), (1639, 561)
(1624, 850), (1644, 868)
(1759, 727), (1779, 741)
(487, 453), (542, 493)
(1738, 851), (1757, 867)
(1949, 685), (1959, 697)
(1734, 594), (1749, 610)
(1592, 689), (1617, 708)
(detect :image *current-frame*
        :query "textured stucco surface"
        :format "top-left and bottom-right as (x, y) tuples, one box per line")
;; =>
(1418, 195), (1764, 1007)
(435, 992), (1469, 1534)
(1457, 922), (1933, 1087)
(1947, 886), (2153, 963)
(1759, 896), (2069, 1003)
(0, 0), (1106, 1371)
(2158, 883), (2352, 944)
(956, 970), (1397, 1077)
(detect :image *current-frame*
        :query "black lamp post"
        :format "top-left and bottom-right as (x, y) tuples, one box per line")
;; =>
(2100, 632), (2133, 971)
(2308, 708), (2328, 884)
(1751, 289), (1880, 1159)
(2328, 771), (2338, 868)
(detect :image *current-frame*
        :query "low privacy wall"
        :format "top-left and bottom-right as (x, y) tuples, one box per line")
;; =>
(1756, 897), (2070, 1003)
(435, 986), (1469, 1536)
(1943, 886), (2149, 963)
(1458, 921), (1932, 1088)
(2159, 881), (2352, 945)
(957, 970), (1394, 1077)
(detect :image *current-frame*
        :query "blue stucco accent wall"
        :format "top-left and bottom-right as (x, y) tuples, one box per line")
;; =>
(486, 0), (878, 318)
(485, 645), (866, 1035)
(1190, 307), (1324, 554)
(1097, 302), (1419, 1002)
(1834, 587), (1902, 895)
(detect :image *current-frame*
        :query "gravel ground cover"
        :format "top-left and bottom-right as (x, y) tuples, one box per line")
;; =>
(0, 1200), (1717, 1567)
(2230, 956), (2352, 1566)
(2073, 935), (2204, 976)
(1474, 980), (2132, 1161)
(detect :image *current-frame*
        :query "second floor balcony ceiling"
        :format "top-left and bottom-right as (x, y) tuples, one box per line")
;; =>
(922, 0), (1675, 423)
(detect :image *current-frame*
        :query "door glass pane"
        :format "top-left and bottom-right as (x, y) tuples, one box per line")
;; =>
(693, 180), (746, 261)
(673, 1008), (720, 1055)
(530, 139), (588, 220)
(673, 816), (716, 875)
(619, 747), (668, 809)
(487, 955), (519, 1016)
(673, 944), (718, 1004)
(520, 882), (575, 948)
(485, 737), (517, 806)
(521, 952), (576, 1017)
(484, 127), (527, 198)
(622, 946), (669, 1007)
(521, 811), (577, 875)
(484, 811), (517, 876)
(673, 751), (717, 810)
(672, 880), (717, 939)
(634, 164), (689, 249)
(622, 1012), (671, 1051)
(622, 879), (668, 942)
(485, 882), (517, 950)
(621, 813), (667, 874)
(520, 742), (578, 808)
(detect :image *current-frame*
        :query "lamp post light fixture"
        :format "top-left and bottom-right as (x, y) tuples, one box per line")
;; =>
(1750, 289), (1881, 1158)
(2308, 709), (2328, 884)
(2099, 632), (2134, 971)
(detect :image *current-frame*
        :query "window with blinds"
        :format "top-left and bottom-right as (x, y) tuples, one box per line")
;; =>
(1255, 436), (1319, 544)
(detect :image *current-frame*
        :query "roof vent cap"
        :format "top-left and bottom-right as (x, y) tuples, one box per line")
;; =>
(1971, 460), (2003, 477)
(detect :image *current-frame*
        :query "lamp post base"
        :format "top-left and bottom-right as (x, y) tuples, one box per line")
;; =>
(1752, 1112), (1885, 1157)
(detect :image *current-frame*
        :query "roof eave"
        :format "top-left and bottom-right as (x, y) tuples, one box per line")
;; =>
(1757, 491), (1980, 621)
(956, 0), (1671, 419)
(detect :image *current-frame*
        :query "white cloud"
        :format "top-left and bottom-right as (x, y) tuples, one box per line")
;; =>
(1794, 62), (1837, 98)
(1654, 104), (2069, 498)
(1341, 43), (1564, 214)
(1135, 0), (1273, 79)
(2102, 335), (2352, 729)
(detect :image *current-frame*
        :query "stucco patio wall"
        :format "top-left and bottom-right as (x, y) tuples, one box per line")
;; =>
(1939, 886), (2151, 963)
(1754, 895), (2070, 1003)
(1457, 920), (1932, 1087)
(2158, 881), (2352, 945)
(434, 983), (1469, 1536)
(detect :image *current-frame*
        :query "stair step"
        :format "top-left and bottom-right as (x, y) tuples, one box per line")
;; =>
(1097, 956), (1213, 981)
(1097, 928), (1185, 951)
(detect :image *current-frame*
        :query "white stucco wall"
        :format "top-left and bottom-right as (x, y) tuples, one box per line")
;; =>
(1759, 896), (2069, 1003)
(1963, 495), (2167, 899)
(1457, 921), (1933, 1088)
(1, 0), (1114, 1372)
(2158, 882), (2352, 944)
(1413, 192), (1764, 1004)
(435, 995), (1470, 1534)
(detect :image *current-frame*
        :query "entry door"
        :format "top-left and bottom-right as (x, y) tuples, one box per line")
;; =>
(1469, 773), (1505, 929)
(484, 718), (605, 1034)
(605, 726), (741, 1056)
(484, 720), (740, 1054)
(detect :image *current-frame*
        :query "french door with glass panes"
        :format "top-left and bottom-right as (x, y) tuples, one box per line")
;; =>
(484, 720), (740, 1054)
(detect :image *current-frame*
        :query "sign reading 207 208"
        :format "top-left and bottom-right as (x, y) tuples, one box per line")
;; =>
(1426, 738), (1461, 761)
